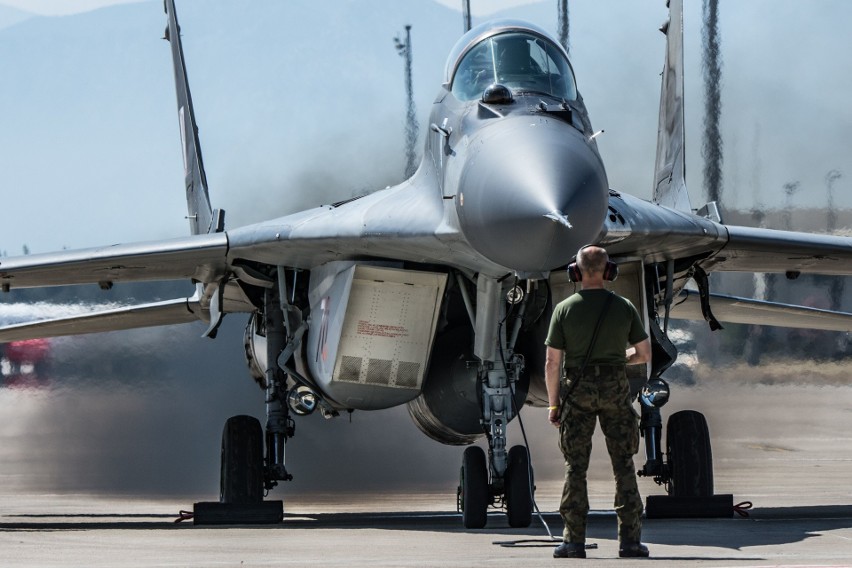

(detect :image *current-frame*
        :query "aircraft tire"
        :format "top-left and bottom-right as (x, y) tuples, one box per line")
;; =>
(666, 410), (714, 497)
(220, 415), (264, 504)
(504, 445), (533, 528)
(460, 446), (489, 528)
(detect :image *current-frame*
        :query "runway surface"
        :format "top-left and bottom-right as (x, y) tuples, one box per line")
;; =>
(1, 377), (851, 566)
(1, 493), (850, 566)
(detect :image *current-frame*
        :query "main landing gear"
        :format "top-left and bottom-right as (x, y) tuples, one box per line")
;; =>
(638, 379), (732, 517)
(194, 286), (299, 525)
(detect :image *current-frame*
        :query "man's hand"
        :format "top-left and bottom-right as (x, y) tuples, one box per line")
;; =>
(548, 405), (560, 427)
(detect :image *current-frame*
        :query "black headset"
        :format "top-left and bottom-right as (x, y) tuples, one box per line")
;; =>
(567, 245), (619, 282)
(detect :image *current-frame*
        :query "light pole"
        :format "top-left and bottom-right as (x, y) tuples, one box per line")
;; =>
(394, 25), (418, 179)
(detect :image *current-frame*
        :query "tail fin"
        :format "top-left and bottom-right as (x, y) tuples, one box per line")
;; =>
(652, 0), (691, 212)
(163, 0), (223, 235)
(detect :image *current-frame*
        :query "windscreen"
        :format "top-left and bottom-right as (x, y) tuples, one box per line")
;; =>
(451, 32), (577, 102)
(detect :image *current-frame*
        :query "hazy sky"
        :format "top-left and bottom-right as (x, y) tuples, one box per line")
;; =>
(1, 0), (537, 16)
(0, 0), (144, 15)
(0, 0), (850, 255)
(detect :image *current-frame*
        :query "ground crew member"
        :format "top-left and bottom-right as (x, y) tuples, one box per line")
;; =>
(544, 245), (652, 559)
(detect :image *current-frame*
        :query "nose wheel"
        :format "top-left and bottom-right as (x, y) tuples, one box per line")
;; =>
(504, 445), (533, 527)
(459, 446), (489, 528)
(458, 444), (534, 529)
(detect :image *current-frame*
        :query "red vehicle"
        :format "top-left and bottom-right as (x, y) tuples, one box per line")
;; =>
(1, 338), (50, 387)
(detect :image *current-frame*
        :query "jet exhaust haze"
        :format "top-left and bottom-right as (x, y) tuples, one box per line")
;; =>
(0, 327), (567, 496)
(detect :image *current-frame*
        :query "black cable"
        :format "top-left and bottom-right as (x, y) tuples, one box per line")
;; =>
(511, 391), (561, 542)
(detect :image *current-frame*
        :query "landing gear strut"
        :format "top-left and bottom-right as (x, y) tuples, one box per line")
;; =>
(193, 284), (297, 525)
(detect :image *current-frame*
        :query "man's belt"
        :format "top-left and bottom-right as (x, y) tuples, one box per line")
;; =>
(564, 364), (625, 377)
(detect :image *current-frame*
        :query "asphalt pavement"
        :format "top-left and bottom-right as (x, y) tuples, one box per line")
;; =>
(1, 380), (850, 566)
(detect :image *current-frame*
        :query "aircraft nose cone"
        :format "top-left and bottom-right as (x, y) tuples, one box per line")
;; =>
(456, 117), (609, 273)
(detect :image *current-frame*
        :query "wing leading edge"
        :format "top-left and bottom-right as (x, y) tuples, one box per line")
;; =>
(701, 225), (852, 276)
(0, 233), (228, 290)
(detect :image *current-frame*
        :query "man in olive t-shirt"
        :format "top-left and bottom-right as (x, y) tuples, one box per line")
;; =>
(544, 246), (652, 559)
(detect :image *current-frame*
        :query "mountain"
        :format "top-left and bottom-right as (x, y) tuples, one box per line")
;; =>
(0, 4), (32, 30)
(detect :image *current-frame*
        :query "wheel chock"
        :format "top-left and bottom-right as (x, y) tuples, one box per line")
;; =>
(645, 494), (734, 519)
(191, 500), (283, 525)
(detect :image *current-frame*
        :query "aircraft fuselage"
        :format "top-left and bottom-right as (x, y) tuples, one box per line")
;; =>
(228, 20), (610, 279)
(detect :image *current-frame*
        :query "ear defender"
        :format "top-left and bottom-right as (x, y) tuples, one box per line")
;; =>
(567, 262), (583, 282)
(602, 260), (619, 281)
(566, 259), (619, 282)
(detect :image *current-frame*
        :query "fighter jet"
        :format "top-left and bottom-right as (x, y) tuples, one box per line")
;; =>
(1, 0), (851, 527)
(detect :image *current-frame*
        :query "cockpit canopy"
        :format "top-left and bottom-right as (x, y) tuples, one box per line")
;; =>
(447, 23), (577, 102)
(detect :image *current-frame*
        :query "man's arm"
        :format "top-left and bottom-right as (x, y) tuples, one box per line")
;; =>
(545, 346), (563, 426)
(626, 338), (651, 365)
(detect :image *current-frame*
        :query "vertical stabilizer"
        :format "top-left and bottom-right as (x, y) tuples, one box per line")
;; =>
(652, 0), (691, 212)
(164, 0), (218, 235)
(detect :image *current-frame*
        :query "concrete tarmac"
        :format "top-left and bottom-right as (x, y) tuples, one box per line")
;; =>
(1, 493), (851, 566)
(1, 379), (851, 566)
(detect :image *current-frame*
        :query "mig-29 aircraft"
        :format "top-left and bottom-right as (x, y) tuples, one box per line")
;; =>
(1, 0), (851, 528)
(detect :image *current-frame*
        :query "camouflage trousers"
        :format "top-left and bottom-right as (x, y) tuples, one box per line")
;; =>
(558, 365), (643, 543)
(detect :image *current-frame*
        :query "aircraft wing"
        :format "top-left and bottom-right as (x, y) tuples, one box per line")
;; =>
(701, 225), (852, 276)
(603, 193), (852, 277)
(0, 297), (202, 342)
(671, 289), (852, 332)
(0, 233), (228, 290)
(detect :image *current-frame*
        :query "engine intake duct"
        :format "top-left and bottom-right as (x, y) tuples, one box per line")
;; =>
(407, 327), (528, 445)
